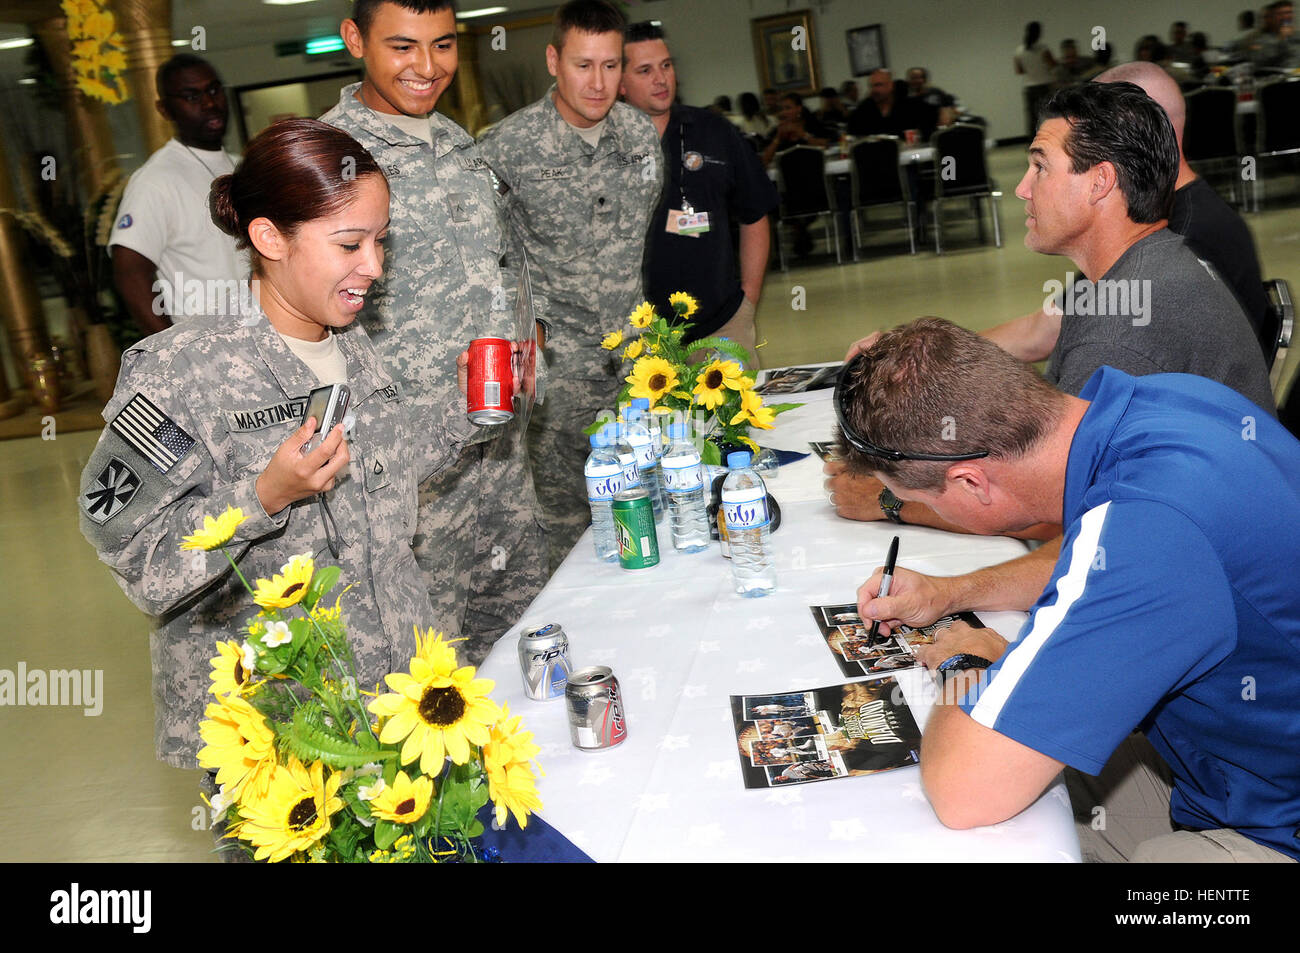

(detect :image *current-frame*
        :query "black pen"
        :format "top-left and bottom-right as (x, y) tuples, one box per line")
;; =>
(868, 535), (900, 645)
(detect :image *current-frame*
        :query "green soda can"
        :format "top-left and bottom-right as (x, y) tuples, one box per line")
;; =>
(611, 487), (660, 570)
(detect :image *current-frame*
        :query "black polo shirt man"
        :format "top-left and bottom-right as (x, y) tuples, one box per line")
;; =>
(621, 22), (778, 364)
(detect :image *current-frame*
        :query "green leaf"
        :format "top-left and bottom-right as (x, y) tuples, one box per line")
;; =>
(701, 441), (721, 466)
(281, 705), (397, 769)
(374, 819), (400, 851)
(765, 401), (804, 416)
(686, 336), (750, 365)
(466, 819), (484, 839)
(302, 565), (341, 610)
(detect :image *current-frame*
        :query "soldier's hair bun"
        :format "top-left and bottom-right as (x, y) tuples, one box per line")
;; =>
(208, 174), (240, 238)
(205, 118), (384, 258)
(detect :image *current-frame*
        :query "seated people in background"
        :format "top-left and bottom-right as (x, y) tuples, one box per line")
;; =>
(1166, 20), (1194, 62)
(846, 69), (931, 139)
(1053, 39), (1092, 84)
(815, 86), (849, 129)
(827, 79), (1273, 529)
(761, 92), (831, 167)
(1077, 43), (1112, 80)
(904, 67), (956, 130)
(1251, 1), (1298, 68)
(841, 318), (1300, 863)
(839, 79), (861, 109)
(737, 91), (772, 137)
(1134, 34), (1166, 63)
(1097, 62), (1271, 356)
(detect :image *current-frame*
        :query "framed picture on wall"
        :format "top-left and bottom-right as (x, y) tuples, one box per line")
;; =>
(751, 9), (820, 97)
(847, 24), (888, 77)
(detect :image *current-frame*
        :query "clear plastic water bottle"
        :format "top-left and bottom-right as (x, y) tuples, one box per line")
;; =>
(721, 450), (776, 597)
(584, 428), (623, 562)
(661, 423), (710, 553)
(624, 399), (664, 521)
(613, 419), (642, 492)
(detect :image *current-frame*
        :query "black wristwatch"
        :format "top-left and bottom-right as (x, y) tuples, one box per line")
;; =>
(936, 653), (992, 682)
(878, 487), (905, 524)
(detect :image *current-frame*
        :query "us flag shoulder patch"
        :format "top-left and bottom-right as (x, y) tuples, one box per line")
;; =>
(82, 457), (141, 524)
(110, 392), (196, 474)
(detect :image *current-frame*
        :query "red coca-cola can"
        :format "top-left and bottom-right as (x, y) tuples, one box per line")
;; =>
(467, 337), (514, 424)
(904, 128), (920, 145)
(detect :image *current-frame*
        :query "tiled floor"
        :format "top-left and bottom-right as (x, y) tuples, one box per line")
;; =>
(2, 145), (1296, 861)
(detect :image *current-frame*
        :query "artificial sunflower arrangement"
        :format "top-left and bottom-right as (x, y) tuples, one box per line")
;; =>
(595, 292), (798, 464)
(62, 0), (129, 105)
(188, 505), (542, 863)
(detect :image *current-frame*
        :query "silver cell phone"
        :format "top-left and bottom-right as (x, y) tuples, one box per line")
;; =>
(301, 383), (351, 455)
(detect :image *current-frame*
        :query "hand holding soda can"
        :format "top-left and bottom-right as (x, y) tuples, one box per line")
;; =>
(467, 337), (515, 424)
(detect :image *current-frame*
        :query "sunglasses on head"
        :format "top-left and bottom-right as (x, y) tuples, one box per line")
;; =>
(832, 355), (991, 463)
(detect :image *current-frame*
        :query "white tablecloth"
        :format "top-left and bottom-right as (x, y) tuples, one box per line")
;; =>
(478, 383), (1081, 862)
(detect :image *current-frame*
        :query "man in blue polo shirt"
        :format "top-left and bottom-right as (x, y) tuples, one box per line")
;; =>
(842, 318), (1299, 862)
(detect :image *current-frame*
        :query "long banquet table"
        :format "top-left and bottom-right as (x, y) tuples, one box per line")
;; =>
(478, 380), (1081, 862)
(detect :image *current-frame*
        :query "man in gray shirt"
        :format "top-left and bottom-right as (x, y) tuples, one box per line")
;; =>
(829, 80), (1273, 531)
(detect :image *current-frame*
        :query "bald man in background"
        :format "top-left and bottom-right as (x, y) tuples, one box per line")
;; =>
(1096, 62), (1271, 356)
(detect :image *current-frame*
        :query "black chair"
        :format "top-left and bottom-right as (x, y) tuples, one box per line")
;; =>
(1251, 78), (1300, 210)
(1183, 87), (1243, 205)
(1263, 278), (1294, 390)
(847, 136), (916, 257)
(930, 123), (1001, 254)
(774, 145), (842, 269)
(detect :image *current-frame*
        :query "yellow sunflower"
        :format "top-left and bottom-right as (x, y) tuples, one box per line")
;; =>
(181, 506), (246, 551)
(413, 627), (460, 670)
(208, 640), (255, 696)
(729, 388), (777, 430)
(600, 330), (624, 350)
(253, 553), (314, 609)
(628, 301), (657, 329)
(483, 703), (544, 829)
(626, 356), (680, 408)
(622, 337), (645, 361)
(693, 359), (747, 410)
(228, 756), (343, 863)
(368, 770), (435, 825)
(668, 291), (699, 319)
(197, 694), (278, 800)
(368, 652), (500, 774)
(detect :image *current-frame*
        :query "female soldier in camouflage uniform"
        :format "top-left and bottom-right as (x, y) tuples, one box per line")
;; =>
(79, 119), (477, 770)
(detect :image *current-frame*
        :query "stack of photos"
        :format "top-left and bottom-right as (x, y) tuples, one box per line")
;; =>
(729, 680), (921, 788)
(807, 440), (838, 461)
(754, 363), (843, 395)
(810, 604), (986, 679)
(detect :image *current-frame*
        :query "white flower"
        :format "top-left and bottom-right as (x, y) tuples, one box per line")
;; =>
(358, 777), (387, 802)
(209, 785), (232, 824)
(280, 552), (313, 575)
(263, 620), (292, 648)
(240, 641), (257, 673)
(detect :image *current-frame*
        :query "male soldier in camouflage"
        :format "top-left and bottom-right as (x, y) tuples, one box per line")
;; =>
(478, 0), (664, 571)
(324, 0), (547, 662)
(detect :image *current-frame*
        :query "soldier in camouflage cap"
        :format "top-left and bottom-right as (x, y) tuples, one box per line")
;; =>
(78, 120), (478, 767)
(323, 0), (548, 662)
(478, 0), (664, 571)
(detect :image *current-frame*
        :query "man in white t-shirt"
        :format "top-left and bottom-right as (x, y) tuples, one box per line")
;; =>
(109, 54), (242, 334)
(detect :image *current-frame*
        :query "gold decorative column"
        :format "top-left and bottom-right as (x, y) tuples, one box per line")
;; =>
(450, 21), (487, 136)
(0, 135), (53, 400)
(32, 15), (119, 196)
(111, 0), (173, 155)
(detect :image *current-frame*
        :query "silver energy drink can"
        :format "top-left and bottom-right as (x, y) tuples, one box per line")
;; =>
(565, 666), (628, 750)
(517, 623), (571, 700)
